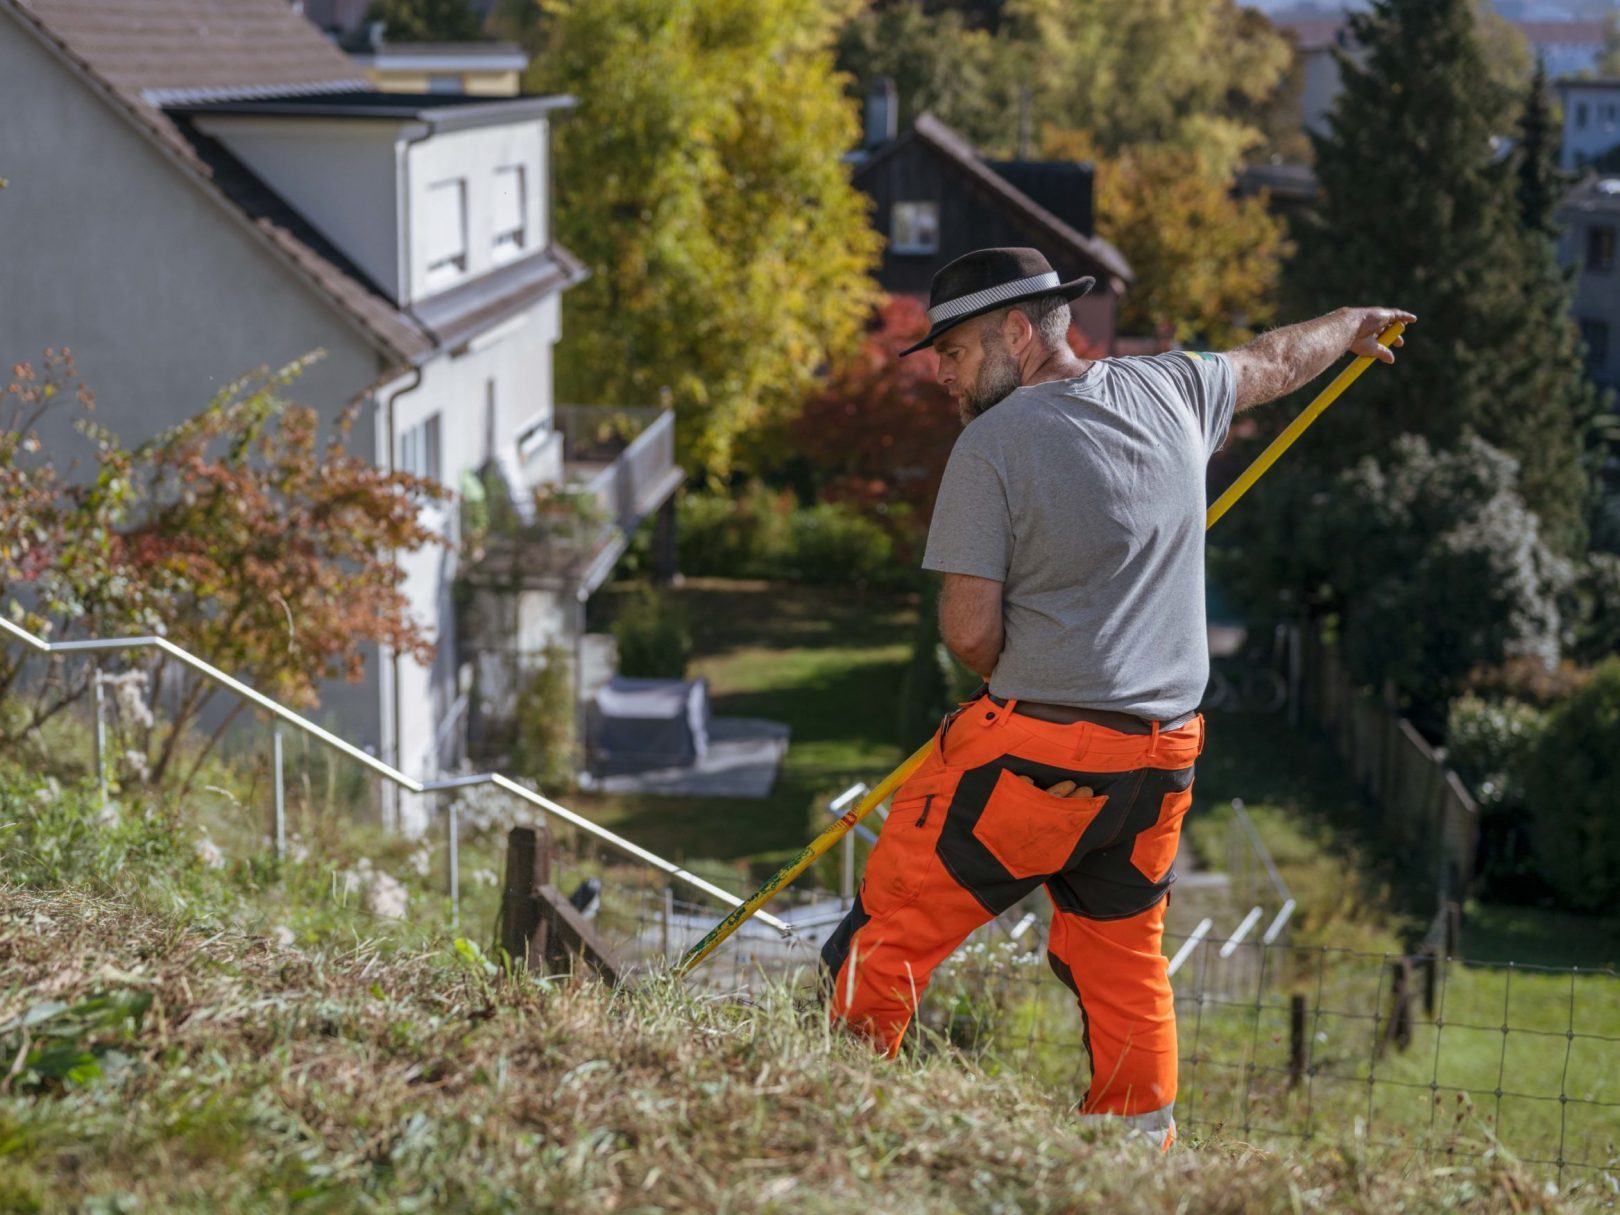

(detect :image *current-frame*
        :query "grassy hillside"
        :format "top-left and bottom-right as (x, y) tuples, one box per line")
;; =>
(0, 882), (1584, 1214)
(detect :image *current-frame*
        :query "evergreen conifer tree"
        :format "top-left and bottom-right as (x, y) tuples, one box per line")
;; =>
(1516, 59), (1560, 238)
(1284, 0), (1591, 548)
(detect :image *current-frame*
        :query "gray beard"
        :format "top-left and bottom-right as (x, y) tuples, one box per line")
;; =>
(958, 350), (1022, 425)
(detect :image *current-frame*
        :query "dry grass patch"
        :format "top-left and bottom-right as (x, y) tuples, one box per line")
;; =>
(0, 885), (1596, 1213)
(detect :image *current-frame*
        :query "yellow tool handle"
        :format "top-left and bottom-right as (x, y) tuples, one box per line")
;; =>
(674, 738), (934, 976)
(678, 324), (1405, 977)
(1206, 322), (1405, 528)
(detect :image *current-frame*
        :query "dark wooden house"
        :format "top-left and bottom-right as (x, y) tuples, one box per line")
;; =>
(851, 110), (1133, 353)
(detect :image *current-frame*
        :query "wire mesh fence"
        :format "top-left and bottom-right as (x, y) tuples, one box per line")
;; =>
(917, 920), (1620, 1197)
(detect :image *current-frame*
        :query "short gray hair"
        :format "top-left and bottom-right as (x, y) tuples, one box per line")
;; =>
(1009, 294), (1073, 351)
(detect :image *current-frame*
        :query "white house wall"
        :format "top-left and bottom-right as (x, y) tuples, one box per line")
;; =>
(405, 120), (548, 302)
(0, 16), (387, 750)
(385, 292), (560, 823)
(1561, 85), (1620, 171)
(190, 115), (407, 300)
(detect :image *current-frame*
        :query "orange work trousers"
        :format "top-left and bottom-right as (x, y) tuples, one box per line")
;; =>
(822, 694), (1204, 1138)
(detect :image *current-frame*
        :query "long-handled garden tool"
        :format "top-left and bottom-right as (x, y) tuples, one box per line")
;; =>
(676, 323), (1407, 977)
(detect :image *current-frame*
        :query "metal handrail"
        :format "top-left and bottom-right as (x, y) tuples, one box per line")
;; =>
(0, 613), (793, 937)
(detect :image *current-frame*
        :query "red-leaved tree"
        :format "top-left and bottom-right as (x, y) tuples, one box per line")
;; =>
(2, 353), (447, 791)
(793, 296), (958, 547)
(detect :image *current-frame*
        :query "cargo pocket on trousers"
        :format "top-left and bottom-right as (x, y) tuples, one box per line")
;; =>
(862, 779), (949, 911)
(1130, 784), (1193, 884)
(972, 769), (1107, 882)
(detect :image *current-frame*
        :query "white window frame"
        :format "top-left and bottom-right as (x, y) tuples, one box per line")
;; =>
(891, 200), (940, 255)
(492, 164), (528, 263)
(423, 178), (468, 288)
(401, 413), (443, 484)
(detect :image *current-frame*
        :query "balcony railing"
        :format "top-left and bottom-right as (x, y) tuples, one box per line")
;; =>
(465, 406), (682, 591)
(562, 406), (682, 536)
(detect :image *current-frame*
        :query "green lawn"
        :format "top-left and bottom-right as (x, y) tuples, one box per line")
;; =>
(576, 578), (916, 875)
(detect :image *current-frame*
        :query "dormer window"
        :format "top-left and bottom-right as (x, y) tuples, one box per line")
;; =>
(423, 177), (468, 286)
(492, 164), (528, 262)
(892, 201), (940, 255)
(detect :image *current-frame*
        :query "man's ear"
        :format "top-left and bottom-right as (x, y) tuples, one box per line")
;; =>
(1003, 306), (1035, 354)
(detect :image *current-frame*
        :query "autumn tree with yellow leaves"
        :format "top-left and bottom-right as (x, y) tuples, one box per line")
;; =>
(527, 0), (882, 479)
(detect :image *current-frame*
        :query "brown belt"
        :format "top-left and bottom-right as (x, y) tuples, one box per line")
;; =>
(987, 694), (1198, 735)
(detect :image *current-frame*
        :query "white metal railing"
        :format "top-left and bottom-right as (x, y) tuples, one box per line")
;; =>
(576, 407), (680, 534)
(1228, 797), (1297, 944)
(0, 612), (793, 937)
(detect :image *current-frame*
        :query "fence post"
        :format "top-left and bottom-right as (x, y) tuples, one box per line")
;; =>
(1379, 957), (1413, 1056)
(1289, 992), (1307, 1087)
(1422, 947), (1438, 1019)
(1445, 900), (1461, 958)
(661, 884), (673, 961)
(92, 665), (108, 807)
(498, 824), (552, 971)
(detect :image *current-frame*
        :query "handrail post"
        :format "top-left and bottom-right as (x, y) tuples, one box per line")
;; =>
(447, 793), (460, 931)
(272, 724), (286, 862)
(92, 665), (108, 807)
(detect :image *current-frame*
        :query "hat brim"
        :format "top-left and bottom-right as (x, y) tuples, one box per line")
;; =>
(898, 275), (1096, 357)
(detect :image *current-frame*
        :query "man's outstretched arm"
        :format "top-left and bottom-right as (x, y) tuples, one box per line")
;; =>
(1229, 306), (1416, 413)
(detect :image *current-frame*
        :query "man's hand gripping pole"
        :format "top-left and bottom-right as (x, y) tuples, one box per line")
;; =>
(675, 323), (1407, 977)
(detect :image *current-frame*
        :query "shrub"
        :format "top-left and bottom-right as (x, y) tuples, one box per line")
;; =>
(1445, 695), (1547, 811)
(783, 503), (896, 588)
(676, 484), (790, 579)
(1311, 434), (1569, 735)
(1523, 657), (1620, 912)
(612, 588), (692, 680)
(510, 643), (577, 795)
(1446, 694), (1549, 900)
(677, 486), (909, 588)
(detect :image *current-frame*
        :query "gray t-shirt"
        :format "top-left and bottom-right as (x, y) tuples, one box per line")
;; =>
(922, 351), (1236, 721)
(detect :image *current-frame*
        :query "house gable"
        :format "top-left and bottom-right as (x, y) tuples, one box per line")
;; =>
(0, 11), (383, 456)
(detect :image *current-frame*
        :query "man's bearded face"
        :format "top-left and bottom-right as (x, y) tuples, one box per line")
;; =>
(957, 323), (1022, 424)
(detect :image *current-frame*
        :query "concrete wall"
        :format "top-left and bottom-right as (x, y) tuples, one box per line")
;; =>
(405, 120), (547, 300)
(192, 115), (406, 299)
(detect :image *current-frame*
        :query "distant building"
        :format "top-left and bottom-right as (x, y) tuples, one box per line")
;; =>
(0, 0), (678, 825)
(1519, 21), (1606, 79)
(1557, 176), (1620, 387)
(1271, 14), (1353, 136)
(848, 89), (1132, 352)
(299, 0), (526, 97)
(349, 40), (527, 97)
(1557, 78), (1620, 170)
(1276, 11), (1605, 137)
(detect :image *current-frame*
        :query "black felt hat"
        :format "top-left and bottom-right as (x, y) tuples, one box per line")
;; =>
(899, 247), (1095, 357)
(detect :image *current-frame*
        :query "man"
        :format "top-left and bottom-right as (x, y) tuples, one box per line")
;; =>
(820, 247), (1414, 1149)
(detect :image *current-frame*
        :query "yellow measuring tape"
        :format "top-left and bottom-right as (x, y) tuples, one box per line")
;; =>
(676, 323), (1406, 977)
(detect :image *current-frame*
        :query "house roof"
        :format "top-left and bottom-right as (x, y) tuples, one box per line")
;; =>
(2, 0), (584, 368)
(1557, 76), (1620, 91)
(858, 114), (1133, 286)
(1517, 20), (1605, 45)
(172, 89), (573, 132)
